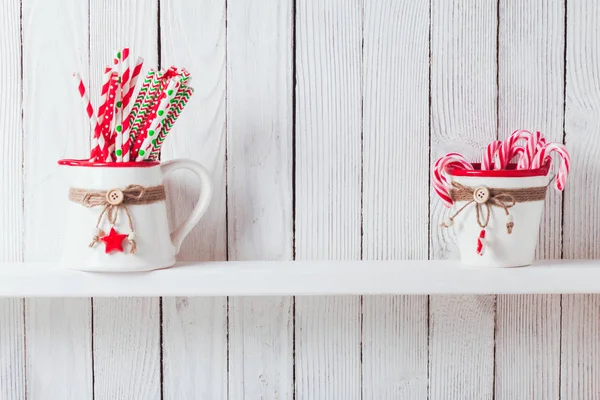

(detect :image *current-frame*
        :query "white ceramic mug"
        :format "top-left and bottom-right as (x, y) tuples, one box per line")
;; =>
(446, 163), (552, 268)
(58, 158), (213, 272)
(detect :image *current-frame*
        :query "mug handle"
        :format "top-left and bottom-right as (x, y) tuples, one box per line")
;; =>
(160, 159), (213, 253)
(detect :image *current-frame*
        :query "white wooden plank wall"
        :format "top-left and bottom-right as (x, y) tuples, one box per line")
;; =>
(0, 1), (25, 399)
(495, 1), (564, 398)
(429, 1), (497, 398)
(562, 0), (600, 399)
(362, 1), (429, 399)
(160, 0), (228, 398)
(22, 0), (93, 398)
(227, 0), (294, 398)
(0, 0), (599, 399)
(295, 0), (362, 398)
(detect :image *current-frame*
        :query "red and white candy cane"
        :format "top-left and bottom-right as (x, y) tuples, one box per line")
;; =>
(531, 142), (570, 191)
(496, 130), (533, 170)
(508, 145), (526, 165)
(482, 140), (501, 170)
(518, 130), (547, 169)
(433, 153), (473, 207)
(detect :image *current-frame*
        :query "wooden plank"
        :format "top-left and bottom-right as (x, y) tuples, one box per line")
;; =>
(22, 0), (92, 397)
(361, 0), (429, 398)
(295, 0), (362, 398)
(0, 0), (25, 398)
(562, 0), (600, 397)
(88, 1), (160, 398)
(226, 0), (294, 398)
(495, 295), (560, 399)
(561, 295), (600, 398)
(429, 0), (497, 398)
(159, 0), (227, 398)
(495, 1), (564, 398)
(92, 298), (161, 399)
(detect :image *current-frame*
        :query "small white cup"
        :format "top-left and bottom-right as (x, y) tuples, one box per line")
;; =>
(446, 163), (551, 268)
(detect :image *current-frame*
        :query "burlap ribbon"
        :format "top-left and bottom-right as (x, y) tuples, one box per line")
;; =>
(441, 182), (548, 233)
(69, 184), (166, 253)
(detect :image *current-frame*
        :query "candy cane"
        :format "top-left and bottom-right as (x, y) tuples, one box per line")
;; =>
(496, 130), (532, 170)
(433, 153), (474, 207)
(508, 145), (526, 165)
(531, 142), (570, 191)
(482, 140), (501, 170)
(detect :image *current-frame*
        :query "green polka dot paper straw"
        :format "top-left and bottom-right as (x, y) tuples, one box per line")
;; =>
(129, 70), (163, 144)
(135, 77), (181, 161)
(149, 86), (194, 160)
(112, 50), (124, 161)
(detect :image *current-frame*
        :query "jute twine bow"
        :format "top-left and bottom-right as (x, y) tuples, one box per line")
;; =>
(69, 184), (166, 254)
(440, 182), (548, 233)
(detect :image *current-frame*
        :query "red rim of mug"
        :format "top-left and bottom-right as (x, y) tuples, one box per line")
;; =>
(58, 159), (160, 168)
(446, 162), (551, 177)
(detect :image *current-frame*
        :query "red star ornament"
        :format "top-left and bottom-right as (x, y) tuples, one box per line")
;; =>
(100, 227), (129, 254)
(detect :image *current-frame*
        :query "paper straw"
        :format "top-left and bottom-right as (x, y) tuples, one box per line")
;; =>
(88, 67), (113, 161)
(532, 142), (570, 191)
(135, 78), (181, 161)
(130, 70), (163, 139)
(114, 82), (124, 161)
(73, 73), (98, 159)
(149, 86), (194, 160)
(123, 57), (144, 109)
(100, 73), (119, 162)
(125, 70), (154, 129)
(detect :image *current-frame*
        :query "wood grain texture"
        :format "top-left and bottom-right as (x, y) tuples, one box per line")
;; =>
(159, 0), (228, 398)
(429, 1), (497, 398)
(562, 0), (600, 397)
(362, 296), (427, 399)
(88, 1), (161, 398)
(0, 300), (24, 400)
(163, 298), (226, 399)
(295, 0), (362, 398)
(429, 295), (495, 400)
(495, 1), (565, 398)
(92, 298), (161, 400)
(22, 0), (92, 397)
(295, 296), (361, 399)
(495, 295), (560, 399)
(361, 0), (429, 399)
(561, 295), (600, 399)
(227, 0), (294, 398)
(0, 1), (25, 399)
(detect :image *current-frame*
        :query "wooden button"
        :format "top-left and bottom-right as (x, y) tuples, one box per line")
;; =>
(473, 186), (490, 204)
(106, 189), (124, 205)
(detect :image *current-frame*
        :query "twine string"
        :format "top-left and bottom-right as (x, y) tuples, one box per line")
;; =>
(69, 184), (166, 254)
(441, 182), (548, 234)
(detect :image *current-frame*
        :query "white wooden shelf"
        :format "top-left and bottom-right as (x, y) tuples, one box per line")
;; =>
(0, 260), (598, 297)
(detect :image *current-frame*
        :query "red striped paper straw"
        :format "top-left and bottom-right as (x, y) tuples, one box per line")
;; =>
(100, 72), (119, 162)
(74, 73), (98, 159)
(123, 57), (144, 109)
(90, 66), (113, 160)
